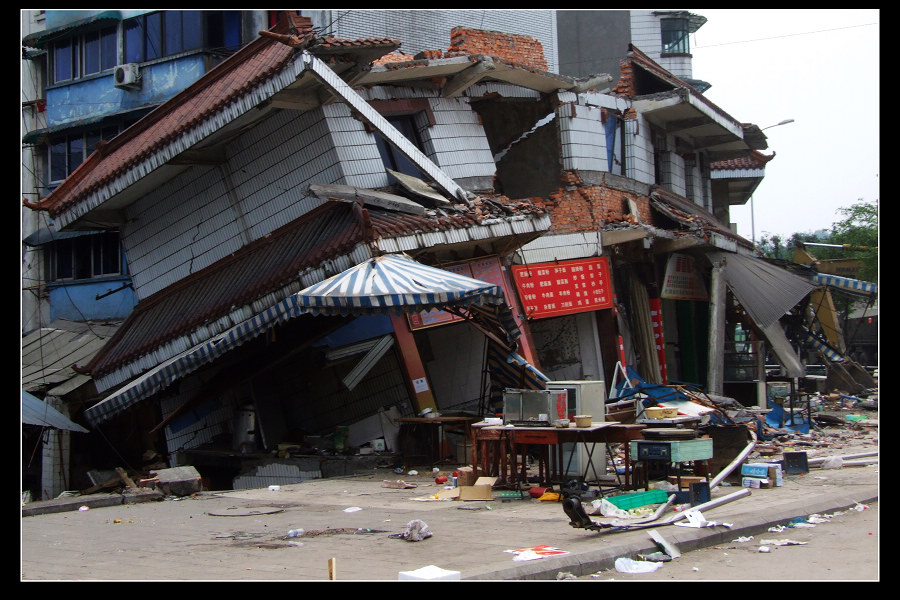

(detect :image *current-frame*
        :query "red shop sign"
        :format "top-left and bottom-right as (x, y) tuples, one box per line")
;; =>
(512, 257), (613, 319)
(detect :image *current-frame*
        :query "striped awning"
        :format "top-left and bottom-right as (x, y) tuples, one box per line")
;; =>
(803, 330), (844, 363)
(485, 341), (549, 410)
(295, 253), (505, 316)
(812, 273), (877, 298)
(83, 253), (507, 427)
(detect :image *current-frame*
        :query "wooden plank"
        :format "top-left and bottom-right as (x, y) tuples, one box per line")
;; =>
(116, 467), (138, 489)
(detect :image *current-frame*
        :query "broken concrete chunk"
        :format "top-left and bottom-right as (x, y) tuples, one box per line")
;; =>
(149, 465), (203, 496)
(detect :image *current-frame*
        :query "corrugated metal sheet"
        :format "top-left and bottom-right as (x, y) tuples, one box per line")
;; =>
(22, 391), (89, 432)
(707, 251), (817, 330)
(22, 320), (121, 396)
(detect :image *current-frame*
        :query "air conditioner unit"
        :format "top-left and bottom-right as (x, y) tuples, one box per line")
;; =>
(114, 63), (141, 89)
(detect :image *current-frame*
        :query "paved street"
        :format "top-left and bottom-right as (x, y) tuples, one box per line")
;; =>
(21, 437), (878, 581)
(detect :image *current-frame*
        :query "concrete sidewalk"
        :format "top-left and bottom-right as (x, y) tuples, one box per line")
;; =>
(21, 454), (878, 581)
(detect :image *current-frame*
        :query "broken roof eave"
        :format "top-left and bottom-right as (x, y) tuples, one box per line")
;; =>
(40, 47), (473, 230)
(90, 210), (550, 392)
(632, 89), (747, 153)
(358, 54), (579, 96)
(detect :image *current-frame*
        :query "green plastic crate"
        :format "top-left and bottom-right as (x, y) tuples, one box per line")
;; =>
(606, 489), (668, 510)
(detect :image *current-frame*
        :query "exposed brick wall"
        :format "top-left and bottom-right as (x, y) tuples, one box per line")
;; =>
(527, 171), (652, 234)
(448, 27), (548, 71)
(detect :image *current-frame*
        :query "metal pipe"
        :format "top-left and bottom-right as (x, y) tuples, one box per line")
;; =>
(709, 437), (757, 490)
(807, 451), (878, 464)
(660, 488), (752, 525)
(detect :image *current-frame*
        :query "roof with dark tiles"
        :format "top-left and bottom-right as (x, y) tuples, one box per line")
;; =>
(711, 150), (776, 171)
(24, 15), (400, 221)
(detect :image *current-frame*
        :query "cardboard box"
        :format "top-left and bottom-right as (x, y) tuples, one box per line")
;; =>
(667, 475), (707, 490)
(741, 476), (770, 489)
(741, 463), (783, 486)
(457, 476), (497, 501)
(457, 466), (475, 487)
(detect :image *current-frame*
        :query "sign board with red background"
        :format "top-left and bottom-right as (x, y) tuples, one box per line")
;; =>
(511, 257), (613, 320)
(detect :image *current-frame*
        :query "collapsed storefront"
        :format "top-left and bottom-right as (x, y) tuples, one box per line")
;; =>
(26, 15), (865, 493)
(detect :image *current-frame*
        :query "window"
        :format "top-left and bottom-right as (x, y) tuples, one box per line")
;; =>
(375, 115), (427, 179)
(683, 155), (695, 202)
(50, 25), (117, 83)
(653, 131), (671, 186)
(49, 125), (121, 183)
(124, 10), (239, 63)
(661, 18), (690, 55)
(47, 231), (123, 282)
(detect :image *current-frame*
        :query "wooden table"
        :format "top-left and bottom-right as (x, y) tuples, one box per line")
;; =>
(472, 422), (646, 489)
(396, 416), (478, 470)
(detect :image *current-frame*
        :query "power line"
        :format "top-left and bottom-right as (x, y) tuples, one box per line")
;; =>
(694, 22), (878, 49)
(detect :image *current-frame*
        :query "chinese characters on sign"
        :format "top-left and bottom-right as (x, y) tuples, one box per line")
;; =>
(511, 257), (613, 319)
(660, 253), (708, 301)
(407, 257), (508, 330)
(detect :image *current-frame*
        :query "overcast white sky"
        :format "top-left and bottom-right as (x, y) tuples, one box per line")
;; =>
(687, 9), (880, 242)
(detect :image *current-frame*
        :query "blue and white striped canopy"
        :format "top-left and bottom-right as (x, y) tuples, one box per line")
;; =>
(295, 253), (506, 316)
(812, 273), (877, 298)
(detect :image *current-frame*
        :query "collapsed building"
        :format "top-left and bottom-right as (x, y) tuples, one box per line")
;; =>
(24, 14), (874, 491)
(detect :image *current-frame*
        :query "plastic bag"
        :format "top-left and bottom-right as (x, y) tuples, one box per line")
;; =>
(614, 557), (663, 573)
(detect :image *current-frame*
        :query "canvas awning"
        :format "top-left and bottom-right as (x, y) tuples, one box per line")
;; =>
(294, 253), (505, 316)
(811, 273), (877, 298)
(83, 254), (514, 427)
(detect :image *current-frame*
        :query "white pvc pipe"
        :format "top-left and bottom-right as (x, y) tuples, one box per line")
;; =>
(660, 488), (752, 525)
(709, 440), (756, 490)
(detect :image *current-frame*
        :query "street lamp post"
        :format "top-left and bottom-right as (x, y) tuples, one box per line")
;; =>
(750, 119), (795, 247)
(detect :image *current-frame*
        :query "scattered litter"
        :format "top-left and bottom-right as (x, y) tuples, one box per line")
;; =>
(637, 551), (672, 562)
(78, 506), (90, 512)
(768, 524), (786, 533)
(758, 546), (771, 553)
(287, 529), (303, 538)
(287, 541), (303, 547)
(733, 536), (754, 543)
(759, 538), (808, 546)
(268, 485), (280, 491)
(111, 519), (134, 524)
(389, 519), (432, 542)
(382, 480), (417, 489)
(556, 571), (577, 580)
(614, 557), (663, 573)
(505, 545), (570, 561)
(407, 470), (418, 476)
(649, 529), (681, 559)
(820, 456), (843, 469)
(851, 503), (869, 512)
(343, 506), (362, 513)
(788, 516), (815, 528)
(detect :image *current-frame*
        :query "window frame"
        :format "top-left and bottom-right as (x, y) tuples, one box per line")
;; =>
(48, 125), (123, 184)
(661, 17), (691, 55)
(46, 231), (124, 283)
(50, 24), (118, 84)
(124, 10), (240, 64)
